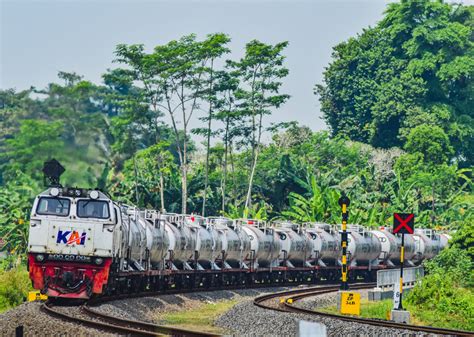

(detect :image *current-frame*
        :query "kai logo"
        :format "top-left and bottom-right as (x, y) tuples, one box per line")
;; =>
(56, 230), (86, 245)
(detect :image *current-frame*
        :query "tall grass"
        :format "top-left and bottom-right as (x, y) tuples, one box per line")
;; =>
(0, 265), (31, 313)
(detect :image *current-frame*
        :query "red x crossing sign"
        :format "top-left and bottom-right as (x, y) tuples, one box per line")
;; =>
(393, 213), (415, 234)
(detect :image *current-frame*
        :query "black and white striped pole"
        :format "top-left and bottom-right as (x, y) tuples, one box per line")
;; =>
(338, 194), (350, 291)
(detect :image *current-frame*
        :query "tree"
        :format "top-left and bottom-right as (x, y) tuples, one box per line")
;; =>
(404, 124), (454, 165)
(1, 120), (64, 182)
(115, 34), (230, 214)
(190, 34), (231, 216)
(230, 40), (290, 211)
(208, 69), (243, 213)
(316, 0), (473, 165)
(0, 172), (39, 255)
(282, 174), (340, 224)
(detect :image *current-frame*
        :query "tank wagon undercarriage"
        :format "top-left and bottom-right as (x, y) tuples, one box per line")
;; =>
(27, 187), (448, 299)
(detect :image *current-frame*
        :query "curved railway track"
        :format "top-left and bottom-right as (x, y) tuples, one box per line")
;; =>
(42, 300), (219, 337)
(254, 284), (474, 337)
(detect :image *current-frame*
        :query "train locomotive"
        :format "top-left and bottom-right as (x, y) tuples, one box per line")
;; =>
(27, 186), (447, 299)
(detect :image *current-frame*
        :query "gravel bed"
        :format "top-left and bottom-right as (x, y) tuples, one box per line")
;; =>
(92, 287), (294, 324)
(0, 287), (293, 337)
(1, 286), (434, 337)
(215, 290), (434, 337)
(0, 301), (117, 337)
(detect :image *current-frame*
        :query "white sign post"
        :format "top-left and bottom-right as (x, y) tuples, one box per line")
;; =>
(393, 281), (401, 310)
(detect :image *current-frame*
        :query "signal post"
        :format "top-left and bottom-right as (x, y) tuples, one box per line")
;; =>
(391, 213), (415, 324)
(337, 194), (360, 316)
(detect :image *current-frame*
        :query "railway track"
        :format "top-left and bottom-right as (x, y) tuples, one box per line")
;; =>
(39, 279), (342, 336)
(42, 300), (219, 337)
(254, 284), (474, 337)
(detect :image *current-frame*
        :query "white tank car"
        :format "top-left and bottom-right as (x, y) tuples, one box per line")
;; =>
(304, 223), (340, 267)
(412, 229), (442, 264)
(183, 215), (218, 269)
(122, 207), (147, 269)
(207, 217), (250, 268)
(370, 229), (415, 266)
(140, 210), (169, 268)
(162, 214), (197, 270)
(346, 225), (381, 266)
(274, 221), (311, 267)
(238, 219), (281, 268)
(439, 233), (451, 250)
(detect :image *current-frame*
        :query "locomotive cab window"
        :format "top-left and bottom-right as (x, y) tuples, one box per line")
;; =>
(77, 200), (110, 219)
(37, 197), (70, 216)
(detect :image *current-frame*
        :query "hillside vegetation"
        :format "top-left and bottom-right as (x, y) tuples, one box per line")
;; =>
(0, 0), (472, 317)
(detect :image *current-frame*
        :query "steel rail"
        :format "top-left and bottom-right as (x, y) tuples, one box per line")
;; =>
(42, 300), (218, 337)
(254, 284), (474, 337)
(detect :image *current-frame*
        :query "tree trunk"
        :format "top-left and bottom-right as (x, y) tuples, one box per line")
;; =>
(222, 117), (230, 213)
(202, 60), (214, 216)
(182, 139), (188, 214)
(133, 155), (140, 205)
(229, 141), (237, 207)
(159, 171), (165, 212)
(244, 112), (264, 210)
(244, 149), (259, 211)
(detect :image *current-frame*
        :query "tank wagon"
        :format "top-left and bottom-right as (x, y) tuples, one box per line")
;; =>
(27, 186), (447, 299)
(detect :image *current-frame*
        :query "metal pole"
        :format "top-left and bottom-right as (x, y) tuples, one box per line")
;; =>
(15, 326), (23, 337)
(398, 233), (405, 310)
(339, 195), (350, 291)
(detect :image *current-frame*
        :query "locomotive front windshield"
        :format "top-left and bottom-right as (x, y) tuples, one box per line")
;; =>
(37, 197), (70, 216)
(77, 200), (110, 219)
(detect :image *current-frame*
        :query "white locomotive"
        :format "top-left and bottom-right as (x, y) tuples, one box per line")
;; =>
(27, 186), (446, 299)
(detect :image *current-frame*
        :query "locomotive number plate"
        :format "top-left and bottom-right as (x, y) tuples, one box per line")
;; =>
(47, 254), (92, 263)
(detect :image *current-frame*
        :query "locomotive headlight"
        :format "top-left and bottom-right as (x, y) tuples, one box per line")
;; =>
(94, 257), (104, 265)
(50, 187), (60, 197)
(36, 254), (45, 262)
(89, 190), (99, 200)
(75, 189), (82, 197)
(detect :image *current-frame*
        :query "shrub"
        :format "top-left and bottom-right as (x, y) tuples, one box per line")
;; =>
(0, 266), (31, 313)
(406, 246), (474, 330)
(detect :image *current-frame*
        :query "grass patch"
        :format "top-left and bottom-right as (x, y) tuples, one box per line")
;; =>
(319, 297), (474, 331)
(157, 299), (239, 334)
(0, 265), (31, 313)
(319, 299), (393, 320)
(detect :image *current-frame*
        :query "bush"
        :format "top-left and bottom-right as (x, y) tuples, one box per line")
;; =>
(0, 265), (31, 313)
(406, 246), (474, 330)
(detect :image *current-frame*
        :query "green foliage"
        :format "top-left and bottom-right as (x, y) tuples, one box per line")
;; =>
(1, 119), (64, 181)
(0, 266), (31, 313)
(0, 173), (38, 255)
(451, 220), (474, 261)
(404, 124), (453, 165)
(316, 0), (474, 165)
(282, 174), (340, 223)
(406, 246), (474, 330)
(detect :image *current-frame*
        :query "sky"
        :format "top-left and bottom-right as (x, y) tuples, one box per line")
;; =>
(1, 0), (473, 135)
